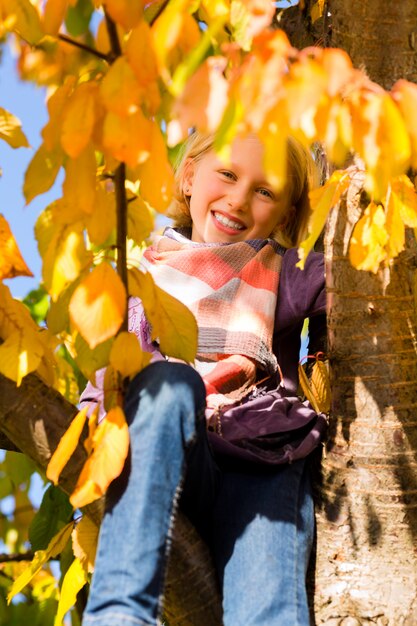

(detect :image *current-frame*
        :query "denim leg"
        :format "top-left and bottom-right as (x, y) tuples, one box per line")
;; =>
(82, 361), (207, 626)
(213, 458), (314, 626)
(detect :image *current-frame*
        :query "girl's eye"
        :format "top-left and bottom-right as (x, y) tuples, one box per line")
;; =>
(257, 187), (274, 199)
(219, 170), (236, 180)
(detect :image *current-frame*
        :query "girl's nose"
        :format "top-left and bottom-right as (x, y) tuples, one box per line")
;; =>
(227, 185), (250, 211)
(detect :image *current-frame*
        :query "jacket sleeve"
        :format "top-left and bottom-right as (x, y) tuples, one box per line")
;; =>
(78, 297), (164, 420)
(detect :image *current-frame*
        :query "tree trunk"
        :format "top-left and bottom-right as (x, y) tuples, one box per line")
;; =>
(0, 372), (222, 625)
(313, 168), (417, 624)
(312, 3), (417, 623)
(330, 0), (417, 89)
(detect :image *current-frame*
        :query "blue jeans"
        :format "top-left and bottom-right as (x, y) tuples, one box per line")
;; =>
(82, 361), (314, 626)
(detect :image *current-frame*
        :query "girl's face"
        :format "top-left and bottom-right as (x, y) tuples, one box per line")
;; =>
(183, 135), (293, 244)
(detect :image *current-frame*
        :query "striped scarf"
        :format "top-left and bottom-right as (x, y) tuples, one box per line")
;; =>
(142, 228), (285, 405)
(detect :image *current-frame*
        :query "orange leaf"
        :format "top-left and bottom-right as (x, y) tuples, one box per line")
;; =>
(135, 122), (174, 212)
(126, 21), (159, 87)
(70, 406), (129, 508)
(392, 80), (417, 169)
(168, 56), (229, 145)
(104, 0), (143, 30)
(42, 0), (69, 35)
(42, 78), (76, 151)
(0, 214), (33, 280)
(62, 144), (97, 215)
(102, 109), (152, 168)
(100, 56), (142, 117)
(385, 188), (405, 258)
(61, 83), (98, 158)
(391, 175), (417, 227)
(72, 516), (99, 574)
(69, 262), (126, 348)
(46, 406), (89, 485)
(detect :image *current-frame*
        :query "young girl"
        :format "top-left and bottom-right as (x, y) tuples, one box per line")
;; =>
(80, 132), (327, 626)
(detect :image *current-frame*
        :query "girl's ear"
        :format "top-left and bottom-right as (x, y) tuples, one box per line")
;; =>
(182, 158), (195, 197)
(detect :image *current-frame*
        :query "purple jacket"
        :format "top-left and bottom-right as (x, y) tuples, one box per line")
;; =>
(79, 247), (326, 458)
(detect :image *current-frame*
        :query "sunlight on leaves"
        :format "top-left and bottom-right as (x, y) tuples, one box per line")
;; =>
(0, 214), (33, 279)
(70, 406), (129, 508)
(46, 405), (89, 486)
(69, 262), (126, 348)
(72, 515), (99, 573)
(0, 106), (29, 148)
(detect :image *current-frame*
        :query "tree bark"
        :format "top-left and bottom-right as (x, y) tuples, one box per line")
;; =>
(0, 371), (222, 625)
(313, 165), (417, 624)
(330, 0), (417, 89)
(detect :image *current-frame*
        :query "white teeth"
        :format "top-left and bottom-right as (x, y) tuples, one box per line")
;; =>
(214, 212), (244, 230)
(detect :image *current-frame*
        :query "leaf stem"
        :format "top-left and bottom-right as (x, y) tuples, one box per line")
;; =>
(58, 33), (109, 61)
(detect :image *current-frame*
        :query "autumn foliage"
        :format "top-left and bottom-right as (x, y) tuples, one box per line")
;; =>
(1, 0), (417, 621)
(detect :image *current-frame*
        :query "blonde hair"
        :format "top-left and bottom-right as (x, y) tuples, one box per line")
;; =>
(167, 132), (319, 248)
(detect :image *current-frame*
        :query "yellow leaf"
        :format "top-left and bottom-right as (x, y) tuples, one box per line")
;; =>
(70, 406), (129, 508)
(46, 406), (89, 485)
(349, 202), (389, 272)
(128, 268), (198, 362)
(62, 144), (97, 214)
(391, 175), (417, 227)
(109, 331), (149, 377)
(85, 185), (116, 245)
(104, 0), (142, 30)
(54, 557), (87, 626)
(42, 0), (69, 35)
(310, 359), (331, 413)
(310, 0), (325, 23)
(61, 83), (98, 158)
(0, 329), (44, 385)
(83, 404), (99, 455)
(0, 214), (33, 279)
(42, 78), (76, 151)
(103, 364), (120, 412)
(0, 282), (36, 339)
(0, 107), (29, 148)
(1, 0), (44, 44)
(259, 116), (288, 192)
(7, 521), (73, 604)
(100, 56), (143, 117)
(102, 109), (152, 168)
(297, 170), (350, 268)
(151, 0), (189, 75)
(69, 262), (126, 348)
(385, 188), (405, 259)
(127, 196), (154, 244)
(71, 516), (99, 574)
(168, 56), (229, 145)
(230, 0), (275, 50)
(391, 80), (417, 169)
(23, 143), (63, 205)
(351, 91), (411, 200)
(42, 223), (89, 301)
(134, 122), (174, 212)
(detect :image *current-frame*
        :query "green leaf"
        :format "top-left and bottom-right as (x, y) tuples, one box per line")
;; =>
(29, 485), (73, 552)
(74, 334), (112, 381)
(23, 287), (49, 325)
(4, 452), (37, 489)
(65, 0), (94, 36)
(0, 107), (29, 148)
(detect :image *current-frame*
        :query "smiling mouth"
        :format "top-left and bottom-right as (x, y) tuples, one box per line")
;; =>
(213, 212), (245, 231)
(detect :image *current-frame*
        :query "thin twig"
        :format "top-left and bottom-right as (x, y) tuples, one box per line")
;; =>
(148, 0), (170, 26)
(0, 551), (34, 563)
(104, 10), (122, 59)
(58, 33), (109, 62)
(115, 162), (129, 322)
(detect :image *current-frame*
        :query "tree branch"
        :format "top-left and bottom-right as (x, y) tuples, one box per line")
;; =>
(58, 33), (109, 62)
(0, 551), (34, 563)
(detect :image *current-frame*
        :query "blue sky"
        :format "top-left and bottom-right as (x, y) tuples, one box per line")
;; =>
(1, 44), (62, 300)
